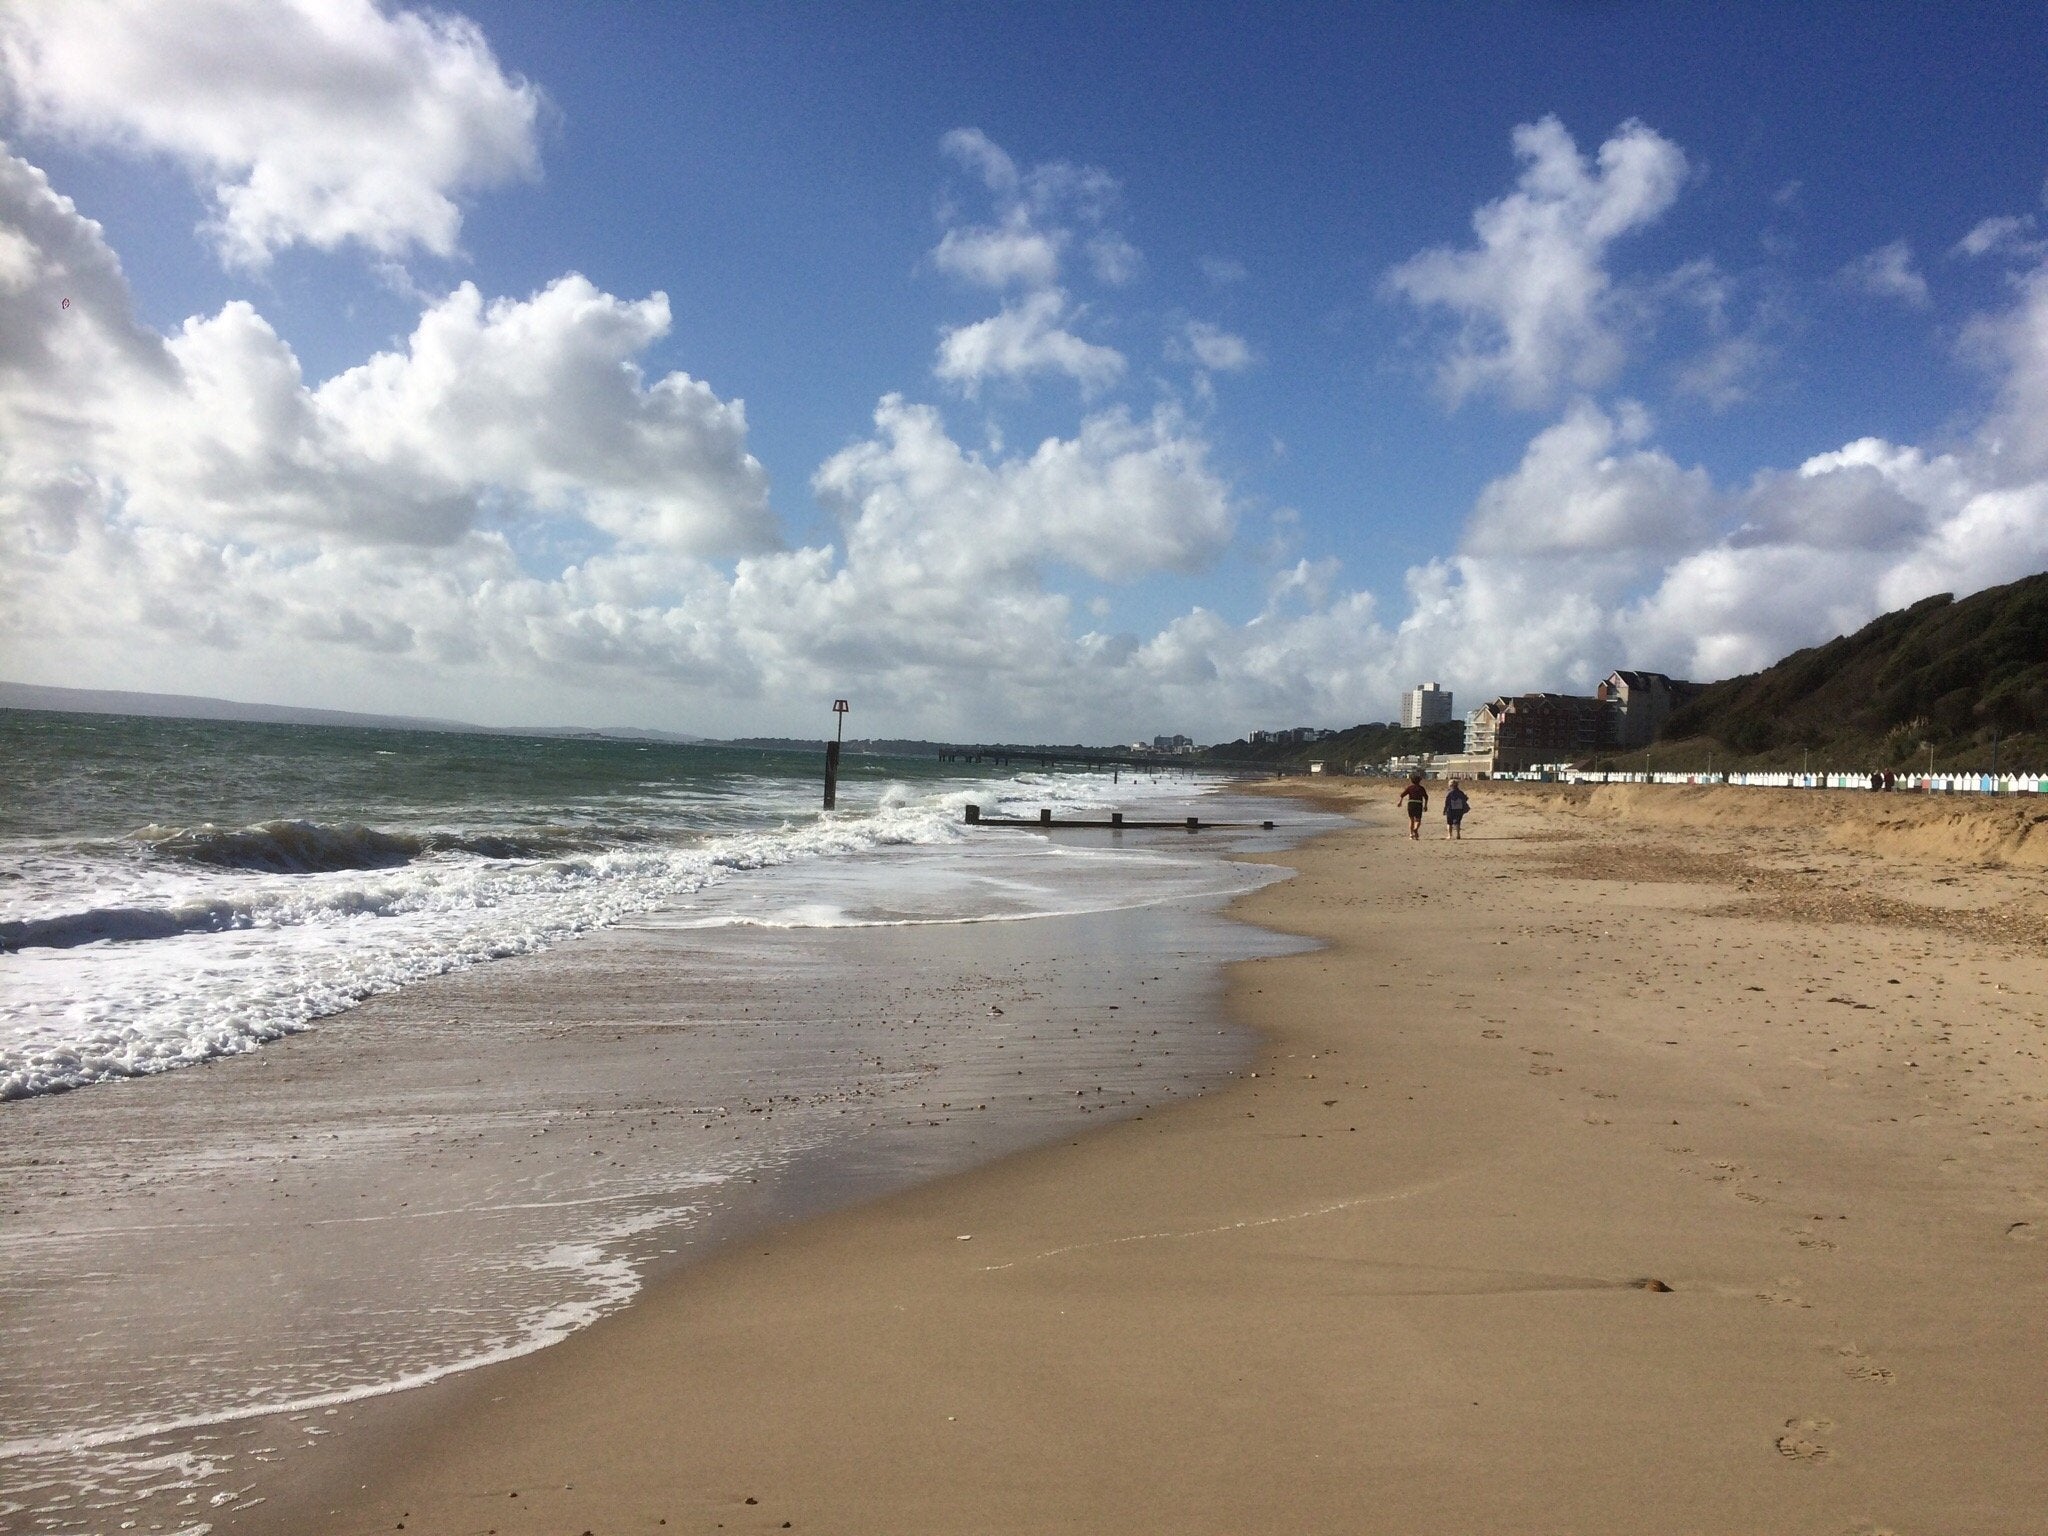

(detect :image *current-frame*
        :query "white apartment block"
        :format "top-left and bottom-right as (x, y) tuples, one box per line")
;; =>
(1401, 681), (1453, 730)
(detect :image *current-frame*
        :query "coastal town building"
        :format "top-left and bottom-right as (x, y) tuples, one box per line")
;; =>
(1451, 671), (1701, 774)
(1597, 670), (1704, 748)
(1400, 682), (1453, 730)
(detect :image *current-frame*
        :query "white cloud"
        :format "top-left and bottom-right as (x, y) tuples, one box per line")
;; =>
(939, 126), (1020, 195)
(932, 210), (1062, 288)
(932, 128), (1133, 292)
(0, 0), (541, 267)
(929, 129), (1136, 399)
(1955, 215), (2041, 260)
(13, 86), (2048, 746)
(1198, 254), (1246, 285)
(1838, 239), (1930, 307)
(814, 395), (1232, 584)
(1463, 399), (1714, 557)
(1175, 320), (1254, 373)
(934, 289), (1126, 396)
(1659, 257), (1775, 409)
(0, 136), (776, 683)
(1612, 276), (2048, 681)
(0, 141), (1250, 736)
(313, 278), (775, 553)
(1385, 115), (1687, 408)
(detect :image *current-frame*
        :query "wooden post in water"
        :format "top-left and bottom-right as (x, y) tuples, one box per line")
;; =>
(823, 698), (849, 809)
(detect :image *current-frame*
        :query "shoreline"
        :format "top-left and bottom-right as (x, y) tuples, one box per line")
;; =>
(228, 778), (2048, 1534)
(2, 807), (1305, 1530)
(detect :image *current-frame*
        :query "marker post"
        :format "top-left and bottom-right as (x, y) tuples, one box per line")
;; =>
(824, 698), (849, 809)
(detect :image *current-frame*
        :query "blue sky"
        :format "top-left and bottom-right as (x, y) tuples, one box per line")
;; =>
(4, 1), (2047, 740)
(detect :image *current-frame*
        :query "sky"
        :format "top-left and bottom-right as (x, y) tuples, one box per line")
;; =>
(3, 1), (2047, 743)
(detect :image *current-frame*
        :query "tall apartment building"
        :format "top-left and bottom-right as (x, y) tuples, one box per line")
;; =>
(1400, 681), (1453, 730)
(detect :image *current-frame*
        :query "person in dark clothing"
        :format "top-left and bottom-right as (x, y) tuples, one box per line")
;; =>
(1396, 773), (1428, 839)
(1443, 778), (1471, 840)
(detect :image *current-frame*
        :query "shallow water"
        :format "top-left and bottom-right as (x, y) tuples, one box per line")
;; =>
(0, 714), (1329, 1529)
(0, 709), (1215, 1098)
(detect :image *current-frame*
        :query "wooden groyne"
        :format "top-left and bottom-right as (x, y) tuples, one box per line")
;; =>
(964, 805), (1275, 831)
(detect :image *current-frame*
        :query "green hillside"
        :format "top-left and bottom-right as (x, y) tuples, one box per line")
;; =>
(1201, 719), (1464, 771)
(1643, 572), (2048, 772)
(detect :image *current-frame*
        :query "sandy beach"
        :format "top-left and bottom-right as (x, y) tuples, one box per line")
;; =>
(197, 778), (2047, 1535)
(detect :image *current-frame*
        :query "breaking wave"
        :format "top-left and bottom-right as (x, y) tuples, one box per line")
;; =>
(136, 819), (605, 874)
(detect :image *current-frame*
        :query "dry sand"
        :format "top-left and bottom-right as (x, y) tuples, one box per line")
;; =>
(236, 782), (2048, 1534)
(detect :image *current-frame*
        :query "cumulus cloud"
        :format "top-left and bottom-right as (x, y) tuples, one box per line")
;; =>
(1463, 399), (1714, 557)
(932, 128), (1130, 289)
(0, 0), (541, 267)
(933, 289), (1125, 396)
(1838, 239), (1930, 307)
(929, 129), (1135, 397)
(0, 132), (1255, 736)
(12, 73), (2048, 745)
(815, 395), (1232, 584)
(1613, 273), (2048, 680)
(1385, 115), (1687, 408)
(313, 278), (775, 552)
(0, 139), (776, 684)
(1240, 250), (2048, 717)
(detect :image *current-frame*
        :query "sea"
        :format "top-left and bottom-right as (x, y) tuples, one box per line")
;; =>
(0, 709), (1318, 1531)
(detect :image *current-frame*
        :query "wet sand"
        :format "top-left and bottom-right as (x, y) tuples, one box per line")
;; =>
(212, 779), (2048, 1534)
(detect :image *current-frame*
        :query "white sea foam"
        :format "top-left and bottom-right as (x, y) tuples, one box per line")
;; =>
(0, 766), (1218, 1098)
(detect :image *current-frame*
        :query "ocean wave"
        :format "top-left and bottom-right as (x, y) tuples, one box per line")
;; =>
(133, 819), (606, 874)
(0, 900), (251, 951)
(1, 769), (1231, 1100)
(0, 797), (978, 1097)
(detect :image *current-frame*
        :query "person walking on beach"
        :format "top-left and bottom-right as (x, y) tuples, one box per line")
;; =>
(1396, 772), (1428, 839)
(1443, 778), (1470, 840)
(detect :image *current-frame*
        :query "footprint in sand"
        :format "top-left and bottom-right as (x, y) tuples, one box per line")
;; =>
(1827, 1342), (1896, 1385)
(1756, 1287), (1808, 1308)
(1776, 1417), (1834, 1461)
(2007, 1220), (2038, 1241)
